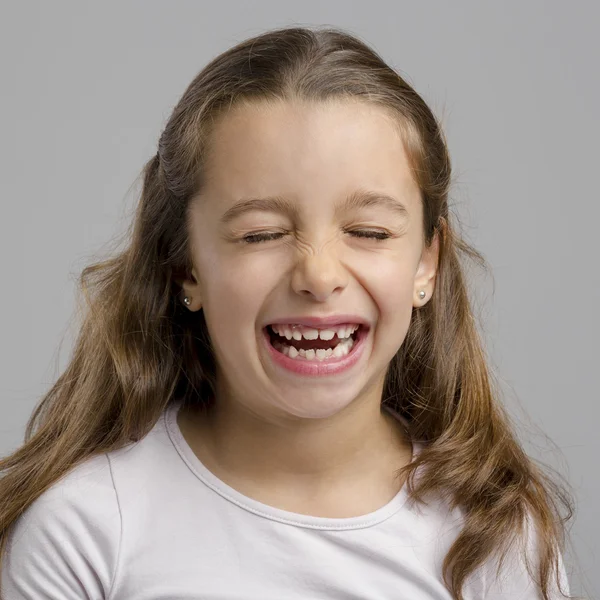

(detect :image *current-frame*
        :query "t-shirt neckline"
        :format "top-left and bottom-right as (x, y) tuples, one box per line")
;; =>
(164, 398), (419, 531)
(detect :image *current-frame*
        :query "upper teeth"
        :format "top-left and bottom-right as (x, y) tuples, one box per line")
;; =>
(271, 324), (359, 341)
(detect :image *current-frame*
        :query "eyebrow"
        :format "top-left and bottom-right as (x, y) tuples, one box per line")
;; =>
(219, 189), (410, 224)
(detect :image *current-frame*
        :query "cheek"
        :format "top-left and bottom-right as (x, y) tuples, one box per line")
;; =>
(202, 258), (279, 327)
(363, 259), (417, 350)
(363, 259), (416, 309)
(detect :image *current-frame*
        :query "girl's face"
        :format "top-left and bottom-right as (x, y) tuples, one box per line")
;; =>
(182, 99), (438, 422)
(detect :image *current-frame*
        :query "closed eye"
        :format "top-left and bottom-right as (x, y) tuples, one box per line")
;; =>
(241, 230), (391, 244)
(241, 232), (286, 244)
(348, 229), (391, 241)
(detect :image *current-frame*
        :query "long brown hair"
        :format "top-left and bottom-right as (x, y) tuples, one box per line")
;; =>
(0, 26), (578, 599)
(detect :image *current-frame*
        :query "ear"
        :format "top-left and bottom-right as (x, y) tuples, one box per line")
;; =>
(412, 220), (443, 307)
(174, 268), (203, 311)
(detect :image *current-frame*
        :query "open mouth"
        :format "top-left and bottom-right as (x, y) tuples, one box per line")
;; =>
(265, 324), (365, 362)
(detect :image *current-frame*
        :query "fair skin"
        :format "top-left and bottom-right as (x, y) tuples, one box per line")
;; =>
(177, 98), (439, 518)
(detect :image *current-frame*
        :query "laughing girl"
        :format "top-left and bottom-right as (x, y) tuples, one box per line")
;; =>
(0, 26), (576, 600)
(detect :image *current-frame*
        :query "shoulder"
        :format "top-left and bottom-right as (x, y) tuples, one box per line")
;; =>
(1, 453), (122, 599)
(477, 513), (571, 599)
(401, 476), (571, 599)
(11, 451), (122, 533)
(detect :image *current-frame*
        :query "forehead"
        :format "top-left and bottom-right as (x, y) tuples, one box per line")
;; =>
(201, 99), (420, 213)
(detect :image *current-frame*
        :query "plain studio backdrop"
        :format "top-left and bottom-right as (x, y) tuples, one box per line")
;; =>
(0, 1), (597, 597)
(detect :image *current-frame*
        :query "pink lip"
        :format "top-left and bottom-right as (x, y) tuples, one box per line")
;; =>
(265, 314), (370, 329)
(261, 324), (369, 377)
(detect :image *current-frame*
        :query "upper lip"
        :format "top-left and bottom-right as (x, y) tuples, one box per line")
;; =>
(265, 315), (370, 329)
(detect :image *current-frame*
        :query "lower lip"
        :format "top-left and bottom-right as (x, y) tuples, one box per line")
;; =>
(261, 326), (369, 376)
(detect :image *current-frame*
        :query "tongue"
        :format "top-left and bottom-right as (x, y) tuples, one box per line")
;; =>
(289, 337), (340, 351)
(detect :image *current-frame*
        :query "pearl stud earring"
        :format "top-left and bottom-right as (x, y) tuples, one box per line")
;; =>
(418, 290), (426, 299)
(183, 296), (191, 306)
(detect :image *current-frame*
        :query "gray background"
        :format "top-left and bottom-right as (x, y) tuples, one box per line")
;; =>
(1, 1), (597, 597)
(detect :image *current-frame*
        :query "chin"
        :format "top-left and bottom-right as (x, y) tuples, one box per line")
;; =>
(277, 393), (358, 420)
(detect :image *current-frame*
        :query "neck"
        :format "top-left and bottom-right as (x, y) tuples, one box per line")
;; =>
(178, 388), (413, 509)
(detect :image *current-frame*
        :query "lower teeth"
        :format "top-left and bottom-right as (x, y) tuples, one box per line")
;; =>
(272, 337), (355, 361)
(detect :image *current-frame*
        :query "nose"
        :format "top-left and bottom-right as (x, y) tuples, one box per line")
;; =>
(290, 251), (349, 302)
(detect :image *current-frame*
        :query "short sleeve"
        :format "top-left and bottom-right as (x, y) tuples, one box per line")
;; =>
(481, 514), (571, 599)
(1, 453), (122, 599)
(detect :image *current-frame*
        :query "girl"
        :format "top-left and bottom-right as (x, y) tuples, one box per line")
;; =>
(0, 26), (577, 600)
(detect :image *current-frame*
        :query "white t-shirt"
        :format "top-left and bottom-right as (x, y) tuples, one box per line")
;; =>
(2, 399), (570, 599)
